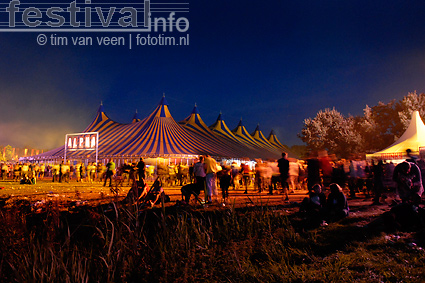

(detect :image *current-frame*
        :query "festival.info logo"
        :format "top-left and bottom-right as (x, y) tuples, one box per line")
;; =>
(0, 0), (189, 32)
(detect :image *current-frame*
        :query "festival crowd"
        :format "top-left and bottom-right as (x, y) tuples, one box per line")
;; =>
(2, 149), (422, 210)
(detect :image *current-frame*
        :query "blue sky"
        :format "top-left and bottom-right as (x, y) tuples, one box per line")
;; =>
(1, 0), (425, 149)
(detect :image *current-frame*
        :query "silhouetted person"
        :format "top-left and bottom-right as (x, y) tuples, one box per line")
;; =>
(325, 183), (349, 222)
(137, 158), (146, 182)
(393, 161), (423, 204)
(299, 184), (327, 227)
(218, 167), (231, 201)
(307, 152), (321, 192)
(372, 160), (385, 205)
(103, 159), (115, 187)
(277, 152), (290, 200)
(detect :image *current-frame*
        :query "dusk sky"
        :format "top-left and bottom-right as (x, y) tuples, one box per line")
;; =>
(2, 0), (425, 150)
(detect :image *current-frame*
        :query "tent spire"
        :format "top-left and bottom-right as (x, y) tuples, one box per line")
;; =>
(159, 95), (169, 106)
(191, 103), (199, 114)
(132, 109), (141, 123)
(97, 102), (105, 113)
(216, 112), (223, 121)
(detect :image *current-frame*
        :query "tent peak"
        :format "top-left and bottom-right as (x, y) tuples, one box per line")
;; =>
(97, 103), (105, 113)
(191, 104), (200, 114)
(216, 112), (223, 121)
(159, 95), (169, 106)
(132, 110), (141, 123)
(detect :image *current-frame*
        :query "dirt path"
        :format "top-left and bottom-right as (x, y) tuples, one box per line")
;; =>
(0, 179), (395, 225)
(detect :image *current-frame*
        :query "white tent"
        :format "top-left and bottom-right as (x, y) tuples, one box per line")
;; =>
(366, 111), (425, 161)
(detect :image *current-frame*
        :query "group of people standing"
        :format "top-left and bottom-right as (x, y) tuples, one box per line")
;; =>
(182, 154), (240, 204)
(1, 162), (46, 181)
(106, 158), (147, 187)
(181, 152), (295, 204)
(155, 162), (190, 187)
(188, 155), (219, 204)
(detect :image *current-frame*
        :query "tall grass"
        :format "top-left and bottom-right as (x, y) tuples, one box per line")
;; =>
(1, 202), (425, 282)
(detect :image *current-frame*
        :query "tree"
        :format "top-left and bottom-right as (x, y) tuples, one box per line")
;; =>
(360, 91), (425, 151)
(397, 91), (425, 129)
(298, 91), (425, 157)
(298, 108), (362, 158)
(355, 102), (400, 153)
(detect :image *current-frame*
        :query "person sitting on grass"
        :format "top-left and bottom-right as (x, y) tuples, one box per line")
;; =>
(325, 183), (349, 222)
(299, 183), (327, 227)
(392, 160), (423, 205)
(123, 179), (148, 203)
(365, 160), (425, 232)
(145, 177), (164, 207)
(20, 175), (35, 185)
(124, 178), (164, 207)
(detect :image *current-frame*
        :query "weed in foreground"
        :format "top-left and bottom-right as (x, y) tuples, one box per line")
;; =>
(1, 203), (425, 282)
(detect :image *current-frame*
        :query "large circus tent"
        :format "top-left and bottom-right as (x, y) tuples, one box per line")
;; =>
(26, 96), (295, 164)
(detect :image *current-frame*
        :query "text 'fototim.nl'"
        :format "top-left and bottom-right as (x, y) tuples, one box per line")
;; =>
(0, 0), (190, 48)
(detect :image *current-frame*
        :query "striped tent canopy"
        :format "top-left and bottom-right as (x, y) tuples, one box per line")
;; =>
(267, 130), (297, 158)
(28, 96), (294, 162)
(110, 96), (224, 157)
(179, 104), (215, 140)
(232, 119), (280, 159)
(251, 124), (280, 150)
(232, 119), (263, 148)
(268, 130), (285, 149)
(35, 103), (147, 160)
(179, 105), (259, 158)
(209, 113), (243, 144)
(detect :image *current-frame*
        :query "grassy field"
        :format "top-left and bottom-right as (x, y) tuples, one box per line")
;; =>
(1, 179), (425, 282)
